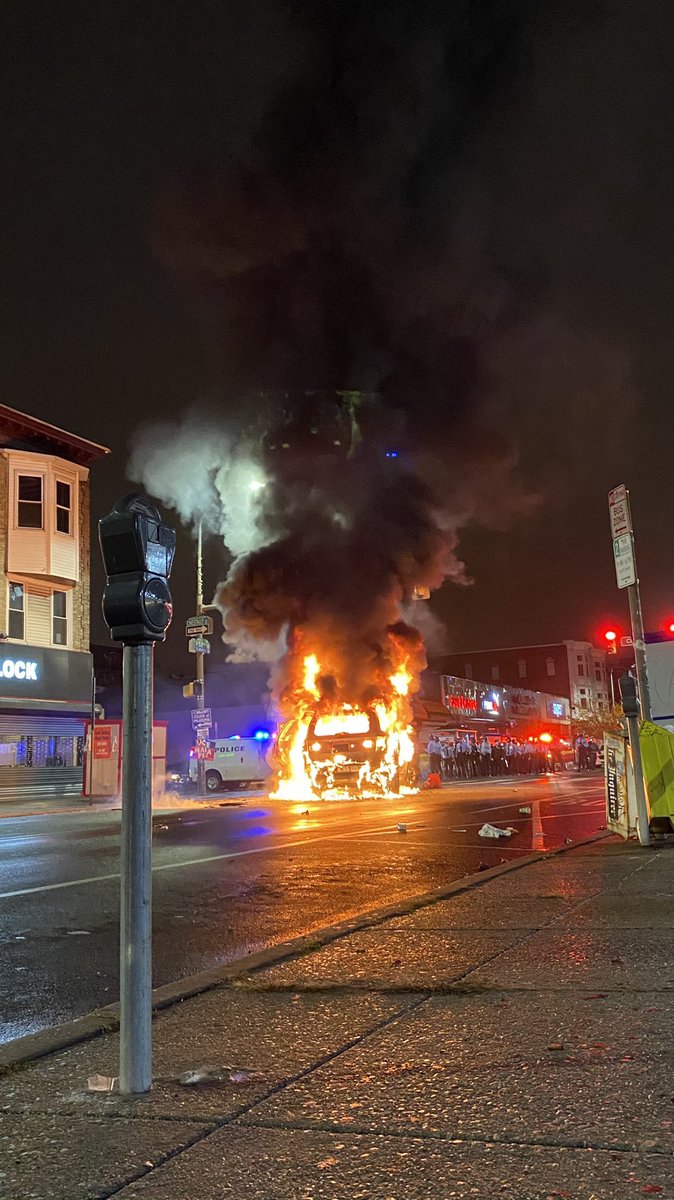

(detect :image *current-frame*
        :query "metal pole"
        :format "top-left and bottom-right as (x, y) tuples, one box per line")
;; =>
(628, 571), (651, 720)
(119, 642), (154, 1094)
(609, 668), (615, 707)
(625, 709), (651, 847)
(88, 670), (96, 802)
(196, 518), (206, 797)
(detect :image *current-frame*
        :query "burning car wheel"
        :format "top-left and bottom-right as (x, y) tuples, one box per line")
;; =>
(205, 770), (223, 792)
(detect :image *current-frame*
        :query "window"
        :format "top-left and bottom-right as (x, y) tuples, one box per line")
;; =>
(464, 663), (473, 679)
(580, 697), (588, 709)
(546, 656), (555, 677)
(491, 664), (500, 681)
(7, 583), (24, 639)
(518, 658), (527, 678)
(55, 481), (71, 534)
(578, 664), (584, 676)
(595, 669), (602, 682)
(17, 475), (43, 528)
(52, 591), (68, 645)
(597, 699), (604, 710)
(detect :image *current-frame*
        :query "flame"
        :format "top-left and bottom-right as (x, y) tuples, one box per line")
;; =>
(303, 654), (321, 699)
(270, 653), (419, 801)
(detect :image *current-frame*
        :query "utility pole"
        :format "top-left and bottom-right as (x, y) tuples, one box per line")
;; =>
(99, 494), (175, 1094)
(608, 486), (651, 720)
(195, 517), (207, 797)
(620, 672), (650, 847)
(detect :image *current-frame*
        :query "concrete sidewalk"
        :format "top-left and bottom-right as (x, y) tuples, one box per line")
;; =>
(1, 838), (673, 1199)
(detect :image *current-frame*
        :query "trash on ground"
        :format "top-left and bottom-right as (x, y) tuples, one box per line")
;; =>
(518, 806), (532, 815)
(478, 823), (517, 838)
(397, 823), (407, 833)
(424, 772), (442, 789)
(547, 1042), (564, 1051)
(87, 1073), (118, 1093)
(178, 1064), (264, 1087)
(154, 823), (169, 831)
(67, 930), (91, 936)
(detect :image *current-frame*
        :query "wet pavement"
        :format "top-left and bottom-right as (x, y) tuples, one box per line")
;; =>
(0, 773), (605, 1041)
(1, 837), (672, 1199)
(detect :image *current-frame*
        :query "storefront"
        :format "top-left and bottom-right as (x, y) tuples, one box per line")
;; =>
(0, 646), (92, 795)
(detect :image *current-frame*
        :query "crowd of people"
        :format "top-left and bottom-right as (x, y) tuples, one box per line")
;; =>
(425, 733), (603, 780)
(425, 735), (557, 779)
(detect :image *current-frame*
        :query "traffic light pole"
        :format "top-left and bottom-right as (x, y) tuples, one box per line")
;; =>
(196, 518), (206, 797)
(119, 642), (154, 1093)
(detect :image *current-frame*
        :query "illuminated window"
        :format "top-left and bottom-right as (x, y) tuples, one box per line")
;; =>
(491, 664), (499, 681)
(518, 658), (527, 678)
(8, 583), (24, 639)
(17, 475), (43, 528)
(546, 657), (555, 677)
(55, 481), (71, 534)
(52, 591), (68, 645)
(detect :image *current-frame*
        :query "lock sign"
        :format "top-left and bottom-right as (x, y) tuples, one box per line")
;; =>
(0, 658), (38, 681)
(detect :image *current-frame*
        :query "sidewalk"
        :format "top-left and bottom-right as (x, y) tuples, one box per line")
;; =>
(1, 837), (673, 1199)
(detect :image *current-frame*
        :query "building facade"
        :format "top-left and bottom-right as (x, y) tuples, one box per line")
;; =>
(431, 640), (611, 717)
(415, 670), (570, 740)
(0, 405), (108, 794)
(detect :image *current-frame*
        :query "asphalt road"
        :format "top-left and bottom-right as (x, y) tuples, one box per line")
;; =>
(0, 772), (605, 1043)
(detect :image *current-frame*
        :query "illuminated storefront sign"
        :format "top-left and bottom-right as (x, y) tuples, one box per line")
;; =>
(0, 658), (38, 681)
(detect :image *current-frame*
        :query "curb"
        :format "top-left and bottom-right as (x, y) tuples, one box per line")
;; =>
(0, 830), (611, 1074)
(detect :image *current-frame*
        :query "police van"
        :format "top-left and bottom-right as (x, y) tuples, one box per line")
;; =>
(188, 734), (273, 793)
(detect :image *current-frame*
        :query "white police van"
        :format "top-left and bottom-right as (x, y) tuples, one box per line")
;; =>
(189, 733), (273, 793)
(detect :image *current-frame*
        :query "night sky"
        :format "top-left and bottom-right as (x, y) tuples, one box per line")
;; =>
(2, 1), (674, 676)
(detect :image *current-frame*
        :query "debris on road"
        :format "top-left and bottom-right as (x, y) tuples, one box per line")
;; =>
(87, 1074), (117, 1093)
(154, 823), (169, 831)
(478, 823), (517, 838)
(178, 1064), (264, 1087)
(397, 823), (407, 833)
(67, 930), (91, 936)
(519, 806), (532, 815)
(547, 1042), (565, 1051)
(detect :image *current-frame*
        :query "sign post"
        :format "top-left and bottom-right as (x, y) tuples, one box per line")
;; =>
(619, 673), (650, 846)
(608, 486), (651, 720)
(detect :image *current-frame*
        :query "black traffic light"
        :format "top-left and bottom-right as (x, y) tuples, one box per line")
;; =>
(619, 672), (640, 719)
(99, 494), (176, 644)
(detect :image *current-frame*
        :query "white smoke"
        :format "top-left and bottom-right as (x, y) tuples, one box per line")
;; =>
(128, 412), (271, 558)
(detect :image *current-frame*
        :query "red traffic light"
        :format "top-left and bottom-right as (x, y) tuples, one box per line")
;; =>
(667, 622), (674, 636)
(604, 629), (617, 643)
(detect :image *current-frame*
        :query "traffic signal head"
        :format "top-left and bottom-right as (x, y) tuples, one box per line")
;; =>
(99, 494), (176, 644)
(619, 672), (640, 718)
(604, 629), (618, 655)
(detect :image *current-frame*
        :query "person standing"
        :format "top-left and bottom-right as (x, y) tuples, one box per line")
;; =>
(479, 737), (492, 777)
(427, 735), (442, 777)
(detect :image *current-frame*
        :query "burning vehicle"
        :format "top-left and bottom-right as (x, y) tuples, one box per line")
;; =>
(269, 650), (419, 800)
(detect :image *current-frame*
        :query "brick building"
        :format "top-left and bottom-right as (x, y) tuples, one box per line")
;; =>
(0, 405), (108, 794)
(431, 640), (611, 717)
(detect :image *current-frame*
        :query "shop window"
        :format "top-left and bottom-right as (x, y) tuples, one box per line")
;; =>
(8, 583), (24, 639)
(491, 664), (499, 681)
(52, 590), (68, 645)
(17, 475), (43, 528)
(546, 656), (555, 676)
(518, 658), (527, 678)
(55, 481), (71, 534)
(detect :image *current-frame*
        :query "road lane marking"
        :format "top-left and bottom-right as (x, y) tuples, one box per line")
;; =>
(0, 822), (421, 900)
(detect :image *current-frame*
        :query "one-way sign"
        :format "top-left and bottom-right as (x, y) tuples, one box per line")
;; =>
(185, 614), (214, 637)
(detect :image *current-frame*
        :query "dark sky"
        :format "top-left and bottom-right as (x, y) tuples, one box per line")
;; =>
(2, 1), (674, 674)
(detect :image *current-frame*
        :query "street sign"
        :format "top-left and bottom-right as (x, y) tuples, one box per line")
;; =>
(620, 635), (634, 647)
(188, 636), (211, 654)
(608, 484), (632, 539)
(191, 708), (212, 729)
(185, 615), (213, 637)
(613, 533), (636, 589)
